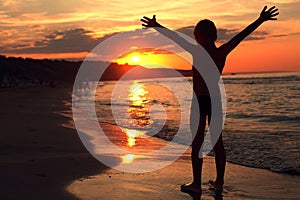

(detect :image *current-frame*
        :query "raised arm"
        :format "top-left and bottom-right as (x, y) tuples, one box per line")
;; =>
(141, 15), (195, 53)
(220, 6), (279, 56)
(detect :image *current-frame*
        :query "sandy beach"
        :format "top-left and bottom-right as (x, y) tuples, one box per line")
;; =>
(0, 85), (106, 200)
(1, 85), (299, 199)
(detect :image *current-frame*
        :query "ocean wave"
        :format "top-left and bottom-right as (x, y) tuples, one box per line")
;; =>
(227, 112), (300, 124)
(258, 115), (300, 123)
(227, 113), (258, 119)
(223, 75), (300, 85)
(152, 127), (300, 176)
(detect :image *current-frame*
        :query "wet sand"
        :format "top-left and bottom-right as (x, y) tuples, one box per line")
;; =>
(69, 156), (300, 199)
(0, 85), (106, 200)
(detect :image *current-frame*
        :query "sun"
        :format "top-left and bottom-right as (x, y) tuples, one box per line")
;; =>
(131, 55), (140, 63)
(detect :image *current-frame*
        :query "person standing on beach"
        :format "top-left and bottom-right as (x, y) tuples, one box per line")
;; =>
(141, 6), (279, 195)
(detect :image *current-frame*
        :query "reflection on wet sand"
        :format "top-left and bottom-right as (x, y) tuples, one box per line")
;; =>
(121, 154), (135, 164)
(121, 128), (145, 147)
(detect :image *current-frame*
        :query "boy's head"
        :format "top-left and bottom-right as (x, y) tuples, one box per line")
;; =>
(194, 19), (217, 43)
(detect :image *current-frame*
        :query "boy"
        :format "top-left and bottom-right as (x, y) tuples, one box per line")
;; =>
(141, 6), (279, 195)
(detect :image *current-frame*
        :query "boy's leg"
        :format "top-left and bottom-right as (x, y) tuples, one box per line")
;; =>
(213, 134), (226, 188)
(181, 113), (206, 194)
(191, 114), (206, 186)
(207, 96), (225, 189)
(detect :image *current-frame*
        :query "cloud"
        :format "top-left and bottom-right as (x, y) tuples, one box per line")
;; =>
(267, 0), (300, 3)
(139, 48), (174, 55)
(176, 26), (270, 42)
(2, 24), (297, 59)
(1, 27), (182, 61)
(1, 28), (115, 54)
(271, 31), (300, 38)
(117, 48), (173, 59)
(175, 26), (194, 37)
(2, 23), (299, 59)
(275, 1), (300, 20)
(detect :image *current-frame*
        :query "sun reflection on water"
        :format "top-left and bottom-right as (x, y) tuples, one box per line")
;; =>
(128, 81), (152, 126)
(119, 81), (155, 163)
(120, 81), (153, 148)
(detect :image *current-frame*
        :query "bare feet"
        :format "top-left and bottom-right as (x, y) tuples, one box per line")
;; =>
(208, 180), (223, 192)
(180, 182), (202, 196)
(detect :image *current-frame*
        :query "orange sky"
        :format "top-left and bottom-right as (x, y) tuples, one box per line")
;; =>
(0, 0), (299, 72)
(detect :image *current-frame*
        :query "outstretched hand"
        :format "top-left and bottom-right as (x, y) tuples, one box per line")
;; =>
(259, 6), (279, 22)
(141, 15), (161, 28)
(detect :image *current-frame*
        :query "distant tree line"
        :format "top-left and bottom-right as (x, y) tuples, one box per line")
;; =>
(0, 55), (192, 88)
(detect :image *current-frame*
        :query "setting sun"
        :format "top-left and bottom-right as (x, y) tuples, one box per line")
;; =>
(131, 55), (140, 63)
(114, 49), (191, 69)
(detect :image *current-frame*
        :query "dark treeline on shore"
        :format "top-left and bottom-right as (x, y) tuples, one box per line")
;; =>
(0, 55), (192, 88)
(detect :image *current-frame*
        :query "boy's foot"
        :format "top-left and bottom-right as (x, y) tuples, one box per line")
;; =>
(208, 180), (223, 192)
(180, 183), (202, 196)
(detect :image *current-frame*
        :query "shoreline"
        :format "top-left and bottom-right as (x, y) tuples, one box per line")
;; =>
(154, 131), (300, 176)
(68, 138), (300, 200)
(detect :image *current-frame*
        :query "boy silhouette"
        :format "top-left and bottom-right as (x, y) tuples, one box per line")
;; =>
(141, 6), (279, 196)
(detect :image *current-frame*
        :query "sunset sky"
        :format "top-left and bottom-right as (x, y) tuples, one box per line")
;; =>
(1, 0), (299, 73)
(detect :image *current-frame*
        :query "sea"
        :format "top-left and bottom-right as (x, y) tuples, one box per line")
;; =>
(73, 72), (300, 175)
